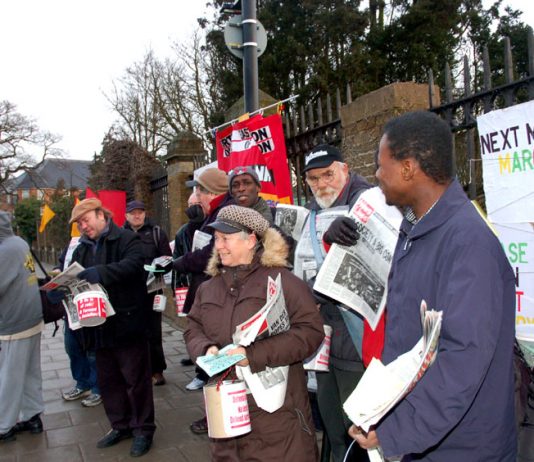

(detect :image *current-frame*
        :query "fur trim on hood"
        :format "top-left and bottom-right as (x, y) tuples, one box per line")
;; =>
(206, 227), (289, 277)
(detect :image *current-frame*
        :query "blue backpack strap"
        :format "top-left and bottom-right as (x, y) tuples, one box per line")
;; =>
(339, 307), (364, 359)
(309, 209), (325, 266)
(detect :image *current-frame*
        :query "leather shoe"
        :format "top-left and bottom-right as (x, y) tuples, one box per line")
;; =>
(189, 416), (208, 434)
(96, 429), (132, 448)
(130, 435), (153, 457)
(0, 428), (16, 443)
(12, 413), (43, 434)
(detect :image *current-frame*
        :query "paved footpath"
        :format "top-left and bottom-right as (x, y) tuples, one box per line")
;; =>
(0, 320), (211, 462)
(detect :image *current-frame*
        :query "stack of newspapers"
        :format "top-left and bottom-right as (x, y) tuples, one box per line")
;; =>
(343, 300), (442, 462)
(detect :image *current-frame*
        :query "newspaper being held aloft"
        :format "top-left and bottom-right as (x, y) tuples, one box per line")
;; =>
(343, 300), (442, 462)
(192, 230), (212, 252)
(274, 204), (310, 241)
(196, 344), (246, 377)
(313, 187), (403, 329)
(231, 273), (291, 413)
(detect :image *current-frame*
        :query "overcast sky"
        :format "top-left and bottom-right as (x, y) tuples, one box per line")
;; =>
(1, 0), (210, 161)
(1, 1), (532, 162)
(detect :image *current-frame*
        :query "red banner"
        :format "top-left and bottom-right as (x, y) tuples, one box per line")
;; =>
(86, 188), (126, 227)
(216, 114), (293, 204)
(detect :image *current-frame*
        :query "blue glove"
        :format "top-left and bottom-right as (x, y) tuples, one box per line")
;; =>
(77, 267), (101, 284)
(47, 289), (66, 304)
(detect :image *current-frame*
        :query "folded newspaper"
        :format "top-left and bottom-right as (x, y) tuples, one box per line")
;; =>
(274, 204), (310, 240)
(234, 274), (291, 413)
(40, 262), (116, 330)
(313, 187), (403, 330)
(194, 274), (292, 413)
(40, 262), (86, 291)
(343, 300), (442, 462)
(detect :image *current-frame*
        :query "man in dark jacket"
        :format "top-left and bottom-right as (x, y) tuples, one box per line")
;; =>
(349, 111), (516, 461)
(171, 168), (235, 323)
(124, 200), (172, 386)
(228, 165), (274, 223)
(69, 198), (155, 458)
(294, 144), (370, 461)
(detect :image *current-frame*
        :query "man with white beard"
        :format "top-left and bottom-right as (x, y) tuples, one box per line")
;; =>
(294, 144), (371, 461)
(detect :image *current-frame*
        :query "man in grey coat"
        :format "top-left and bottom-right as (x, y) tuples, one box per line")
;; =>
(0, 211), (44, 442)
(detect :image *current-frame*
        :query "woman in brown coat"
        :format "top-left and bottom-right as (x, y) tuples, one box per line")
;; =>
(184, 205), (325, 462)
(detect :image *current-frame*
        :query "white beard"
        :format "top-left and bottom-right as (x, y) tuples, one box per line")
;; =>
(315, 188), (340, 209)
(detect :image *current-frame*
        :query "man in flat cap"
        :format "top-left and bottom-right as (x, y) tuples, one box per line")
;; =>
(293, 144), (371, 461)
(124, 200), (172, 387)
(68, 198), (155, 457)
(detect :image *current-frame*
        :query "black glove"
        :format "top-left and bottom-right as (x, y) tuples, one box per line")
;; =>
(77, 267), (101, 284)
(155, 262), (173, 274)
(171, 257), (185, 274)
(46, 289), (67, 304)
(185, 204), (205, 224)
(324, 216), (360, 247)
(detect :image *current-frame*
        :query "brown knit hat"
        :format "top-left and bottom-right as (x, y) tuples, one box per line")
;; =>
(69, 198), (102, 224)
(209, 205), (270, 237)
(193, 168), (228, 195)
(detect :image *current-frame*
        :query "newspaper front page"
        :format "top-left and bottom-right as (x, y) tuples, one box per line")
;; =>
(274, 204), (310, 240)
(343, 301), (443, 462)
(313, 187), (402, 329)
(293, 206), (349, 283)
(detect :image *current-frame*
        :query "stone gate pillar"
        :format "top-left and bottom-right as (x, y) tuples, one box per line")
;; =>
(165, 132), (206, 236)
(341, 82), (440, 184)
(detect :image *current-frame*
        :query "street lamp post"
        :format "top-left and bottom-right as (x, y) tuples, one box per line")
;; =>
(242, 0), (258, 113)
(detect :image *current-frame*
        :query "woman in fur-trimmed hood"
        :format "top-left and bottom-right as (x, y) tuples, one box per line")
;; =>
(184, 205), (324, 462)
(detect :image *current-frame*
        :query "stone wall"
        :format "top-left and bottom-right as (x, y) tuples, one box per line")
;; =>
(164, 132), (205, 236)
(162, 132), (205, 329)
(341, 82), (440, 184)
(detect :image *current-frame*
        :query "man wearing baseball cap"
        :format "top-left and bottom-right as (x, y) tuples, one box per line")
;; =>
(294, 144), (371, 461)
(67, 198), (156, 457)
(228, 166), (274, 224)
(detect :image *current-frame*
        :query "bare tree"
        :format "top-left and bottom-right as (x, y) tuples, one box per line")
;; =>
(104, 30), (219, 157)
(0, 100), (62, 194)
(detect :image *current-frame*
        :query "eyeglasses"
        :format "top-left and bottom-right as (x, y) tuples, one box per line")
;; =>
(305, 168), (337, 186)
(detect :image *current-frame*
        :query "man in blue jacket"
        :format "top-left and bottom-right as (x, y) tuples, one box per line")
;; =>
(349, 111), (517, 461)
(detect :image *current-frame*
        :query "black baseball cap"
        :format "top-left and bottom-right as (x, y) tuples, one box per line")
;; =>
(302, 144), (343, 172)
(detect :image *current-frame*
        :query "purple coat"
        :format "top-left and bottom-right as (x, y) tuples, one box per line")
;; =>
(377, 180), (517, 461)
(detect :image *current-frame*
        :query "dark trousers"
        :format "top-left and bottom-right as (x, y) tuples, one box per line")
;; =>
(96, 341), (156, 437)
(148, 310), (167, 374)
(316, 367), (368, 462)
